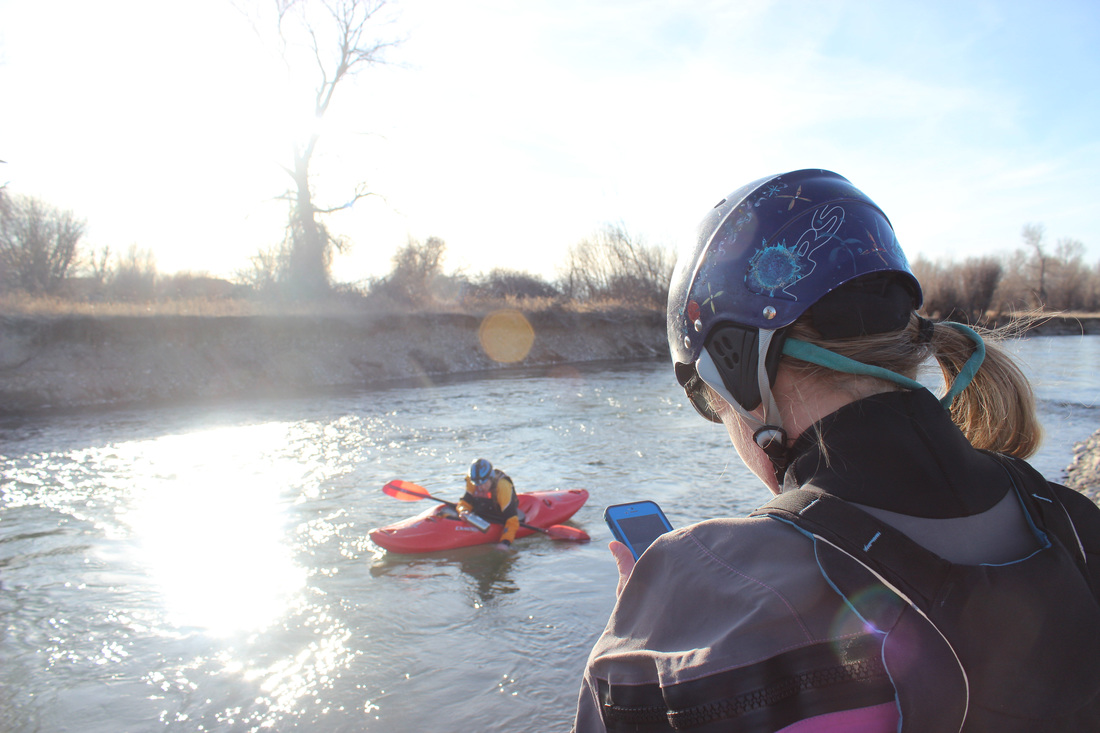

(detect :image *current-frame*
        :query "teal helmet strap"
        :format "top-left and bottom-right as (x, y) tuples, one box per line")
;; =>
(781, 339), (926, 391)
(782, 321), (985, 409)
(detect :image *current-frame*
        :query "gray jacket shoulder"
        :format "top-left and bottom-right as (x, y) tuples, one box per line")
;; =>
(587, 515), (860, 688)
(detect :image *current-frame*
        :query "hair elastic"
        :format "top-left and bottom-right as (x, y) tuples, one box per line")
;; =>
(916, 316), (936, 344)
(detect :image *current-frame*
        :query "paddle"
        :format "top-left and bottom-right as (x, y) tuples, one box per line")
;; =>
(383, 479), (490, 531)
(382, 479), (590, 542)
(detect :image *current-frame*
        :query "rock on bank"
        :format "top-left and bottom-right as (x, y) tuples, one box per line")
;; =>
(0, 310), (669, 413)
(1065, 430), (1100, 500)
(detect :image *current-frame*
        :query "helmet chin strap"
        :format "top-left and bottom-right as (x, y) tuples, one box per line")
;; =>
(750, 330), (791, 481)
(695, 331), (791, 485)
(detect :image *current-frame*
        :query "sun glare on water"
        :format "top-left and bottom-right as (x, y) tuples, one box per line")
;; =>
(123, 423), (308, 636)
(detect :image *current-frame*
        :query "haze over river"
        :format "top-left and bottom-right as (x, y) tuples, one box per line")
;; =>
(1, 335), (1098, 732)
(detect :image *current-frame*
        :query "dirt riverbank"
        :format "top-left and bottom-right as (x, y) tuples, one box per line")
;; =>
(0, 309), (668, 414)
(1, 309), (1096, 495)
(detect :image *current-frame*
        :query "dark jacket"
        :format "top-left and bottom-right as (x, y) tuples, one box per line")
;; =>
(458, 468), (520, 543)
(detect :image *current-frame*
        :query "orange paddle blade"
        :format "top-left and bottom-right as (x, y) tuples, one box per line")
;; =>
(543, 524), (590, 542)
(383, 480), (432, 501)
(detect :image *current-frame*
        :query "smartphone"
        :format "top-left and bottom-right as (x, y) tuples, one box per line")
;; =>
(604, 501), (674, 560)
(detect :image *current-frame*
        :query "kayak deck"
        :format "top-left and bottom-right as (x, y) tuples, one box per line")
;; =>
(369, 489), (589, 554)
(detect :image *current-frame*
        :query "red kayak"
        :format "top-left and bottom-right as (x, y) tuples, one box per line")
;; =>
(370, 489), (589, 554)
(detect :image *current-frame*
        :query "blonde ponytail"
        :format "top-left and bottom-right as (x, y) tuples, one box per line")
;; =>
(930, 320), (1041, 458)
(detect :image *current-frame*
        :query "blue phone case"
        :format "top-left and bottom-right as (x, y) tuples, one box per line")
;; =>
(604, 501), (673, 559)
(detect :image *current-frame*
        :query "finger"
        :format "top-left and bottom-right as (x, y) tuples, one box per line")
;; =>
(609, 541), (636, 597)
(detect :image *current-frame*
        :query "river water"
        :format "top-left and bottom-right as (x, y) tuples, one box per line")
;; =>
(1, 335), (1098, 732)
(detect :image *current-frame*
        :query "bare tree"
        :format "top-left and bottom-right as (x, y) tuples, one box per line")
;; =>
(994, 227), (1098, 312)
(89, 245), (113, 286)
(0, 161), (9, 218)
(109, 244), (158, 301)
(237, 244), (286, 294)
(470, 268), (560, 300)
(248, 0), (400, 298)
(991, 250), (1032, 314)
(373, 235), (447, 305)
(1046, 238), (1089, 311)
(912, 256), (961, 320)
(1085, 261), (1100, 312)
(560, 223), (673, 307)
(1021, 223), (1049, 307)
(0, 193), (86, 294)
(956, 257), (1002, 322)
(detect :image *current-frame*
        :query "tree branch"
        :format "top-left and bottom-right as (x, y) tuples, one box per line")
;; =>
(313, 184), (384, 214)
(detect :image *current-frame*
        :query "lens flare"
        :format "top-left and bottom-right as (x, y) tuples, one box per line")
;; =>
(478, 309), (535, 363)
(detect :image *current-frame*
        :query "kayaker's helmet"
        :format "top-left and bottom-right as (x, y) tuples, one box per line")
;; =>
(668, 169), (921, 469)
(468, 458), (493, 484)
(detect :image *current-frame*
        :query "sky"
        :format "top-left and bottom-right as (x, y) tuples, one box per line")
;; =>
(1, 0), (1098, 283)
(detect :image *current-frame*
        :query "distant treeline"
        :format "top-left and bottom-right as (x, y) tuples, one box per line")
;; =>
(0, 189), (672, 312)
(913, 223), (1100, 321)
(350, 225), (673, 311)
(2, 189), (1098, 320)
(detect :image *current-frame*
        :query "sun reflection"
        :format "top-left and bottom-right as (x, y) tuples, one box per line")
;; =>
(124, 423), (307, 636)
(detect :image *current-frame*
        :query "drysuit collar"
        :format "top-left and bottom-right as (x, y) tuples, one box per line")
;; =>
(780, 389), (1010, 518)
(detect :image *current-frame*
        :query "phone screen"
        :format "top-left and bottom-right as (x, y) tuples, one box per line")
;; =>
(604, 501), (673, 559)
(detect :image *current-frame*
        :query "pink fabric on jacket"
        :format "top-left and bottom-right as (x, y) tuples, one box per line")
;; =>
(776, 702), (898, 731)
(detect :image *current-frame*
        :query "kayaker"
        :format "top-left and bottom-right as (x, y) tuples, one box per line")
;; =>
(456, 458), (520, 551)
(573, 169), (1100, 731)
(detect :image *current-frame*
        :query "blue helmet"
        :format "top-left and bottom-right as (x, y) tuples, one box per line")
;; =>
(667, 170), (922, 470)
(468, 458), (493, 483)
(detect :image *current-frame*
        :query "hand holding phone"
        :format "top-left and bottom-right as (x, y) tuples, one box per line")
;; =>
(604, 501), (674, 560)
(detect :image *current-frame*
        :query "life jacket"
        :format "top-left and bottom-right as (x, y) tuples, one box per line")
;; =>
(752, 454), (1100, 732)
(462, 468), (518, 524)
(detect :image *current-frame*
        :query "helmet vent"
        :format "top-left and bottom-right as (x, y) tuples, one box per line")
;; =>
(713, 333), (742, 367)
(705, 324), (762, 411)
